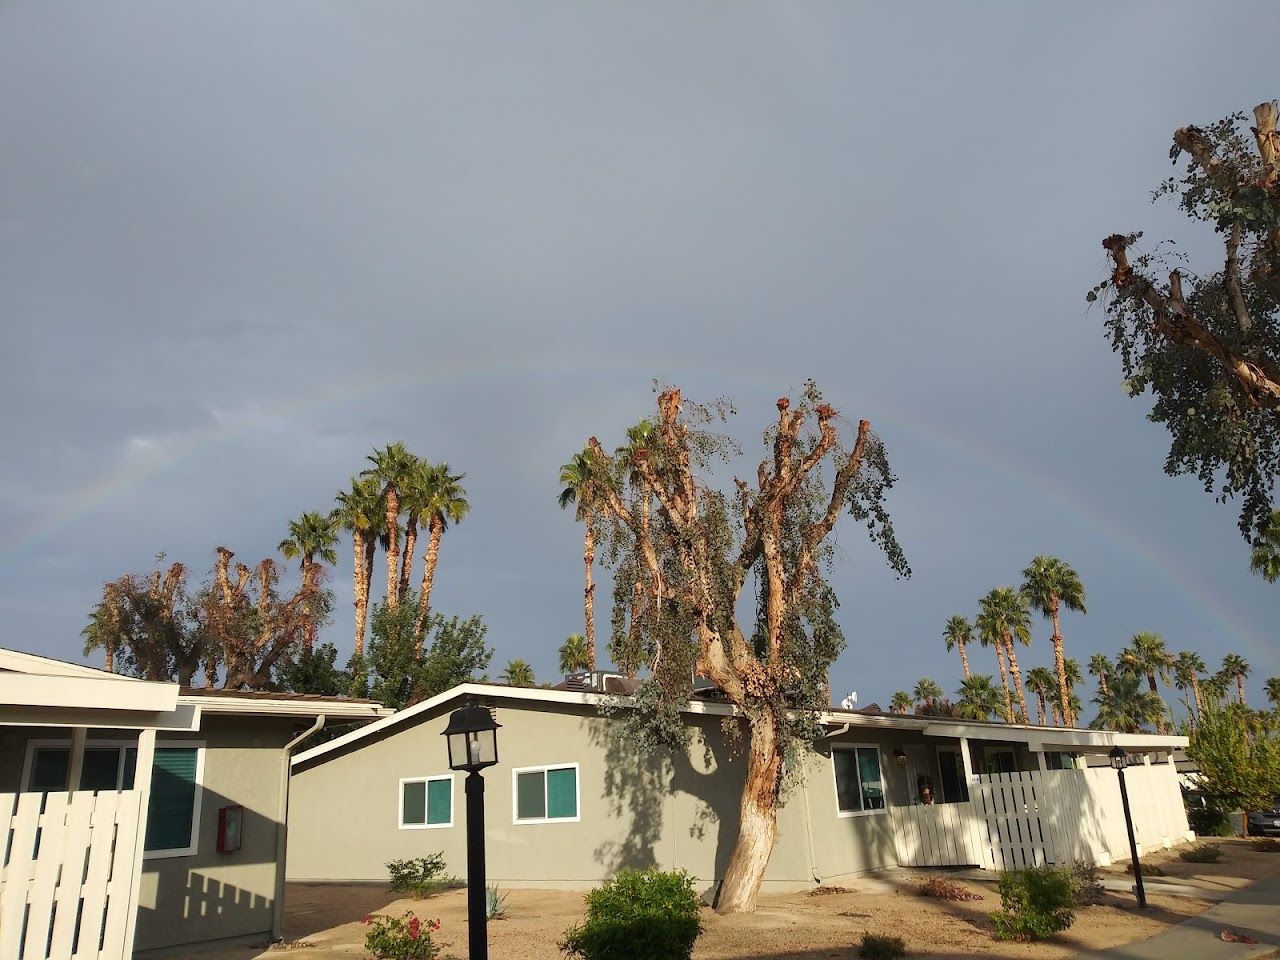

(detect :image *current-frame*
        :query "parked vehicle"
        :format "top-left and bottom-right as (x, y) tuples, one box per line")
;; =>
(1247, 798), (1280, 837)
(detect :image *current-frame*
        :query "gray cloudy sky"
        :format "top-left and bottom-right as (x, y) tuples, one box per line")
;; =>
(2, 2), (1276, 710)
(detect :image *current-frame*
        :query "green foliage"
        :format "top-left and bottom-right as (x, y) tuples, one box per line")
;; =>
(990, 867), (1076, 941)
(955, 674), (1004, 721)
(362, 911), (442, 960)
(500, 659), (536, 687)
(1068, 860), (1104, 906)
(559, 634), (591, 675)
(485, 884), (509, 920)
(386, 856), (455, 898)
(559, 868), (704, 960)
(1179, 843), (1224, 863)
(1187, 700), (1280, 823)
(858, 932), (907, 960)
(277, 641), (346, 696)
(1187, 803), (1235, 837)
(1091, 671), (1166, 733)
(366, 601), (493, 709)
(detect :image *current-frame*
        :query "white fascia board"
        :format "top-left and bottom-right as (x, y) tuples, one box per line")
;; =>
(0, 647), (138, 680)
(921, 719), (1188, 752)
(1, 702), (201, 732)
(180, 695), (393, 720)
(0, 673), (178, 712)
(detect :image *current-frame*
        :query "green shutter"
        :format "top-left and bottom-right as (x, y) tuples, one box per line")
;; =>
(516, 771), (545, 820)
(145, 748), (198, 852)
(402, 781), (427, 825)
(545, 768), (577, 819)
(426, 779), (451, 825)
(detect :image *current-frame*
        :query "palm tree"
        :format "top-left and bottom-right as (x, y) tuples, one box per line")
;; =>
(500, 659), (536, 687)
(1249, 509), (1280, 582)
(1055, 656), (1084, 725)
(558, 633), (591, 675)
(1118, 632), (1174, 733)
(1220, 654), (1251, 705)
(362, 443), (418, 610)
(1173, 651), (1207, 721)
(1265, 676), (1280, 709)
(1202, 671), (1231, 708)
(278, 511), (339, 651)
(1020, 556), (1086, 727)
(943, 615), (975, 679)
(559, 448), (606, 673)
(977, 587), (1033, 723)
(333, 477), (383, 657)
(913, 677), (943, 714)
(955, 675), (1004, 722)
(1026, 667), (1055, 726)
(1088, 653), (1113, 699)
(890, 691), (913, 714)
(976, 600), (1014, 724)
(1091, 671), (1165, 733)
(396, 458), (430, 604)
(410, 462), (470, 655)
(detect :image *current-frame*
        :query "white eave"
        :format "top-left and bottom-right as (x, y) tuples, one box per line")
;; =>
(179, 693), (393, 720)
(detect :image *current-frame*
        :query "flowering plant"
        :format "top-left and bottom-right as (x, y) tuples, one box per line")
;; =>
(362, 911), (443, 960)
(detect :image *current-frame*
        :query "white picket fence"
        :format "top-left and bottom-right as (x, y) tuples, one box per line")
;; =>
(891, 763), (1192, 870)
(0, 791), (145, 960)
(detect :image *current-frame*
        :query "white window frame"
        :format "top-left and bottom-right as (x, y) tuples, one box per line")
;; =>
(398, 774), (454, 830)
(831, 744), (888, 818)
(142, 740), (206, 860)
(511, 762), (581, 825)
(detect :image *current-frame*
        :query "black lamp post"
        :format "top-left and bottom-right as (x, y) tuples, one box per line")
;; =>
(442, 703), (501, 960)
(1109, 746), (1147, 909)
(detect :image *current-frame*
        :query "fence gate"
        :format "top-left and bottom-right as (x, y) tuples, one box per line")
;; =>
(0, 791), (145, 960)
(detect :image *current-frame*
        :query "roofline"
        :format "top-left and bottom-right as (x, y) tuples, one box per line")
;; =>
(0, 648), (140, 680)
(178, 693), (393, 720)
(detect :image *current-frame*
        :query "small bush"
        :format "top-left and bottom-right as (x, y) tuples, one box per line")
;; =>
(858, 932), (907, 960)
(1179, 844), (1223, 863)
(387, 856), (456, 898)
(1188, 805), (1235, 837)
(486, 883), (509, 920)
(1068, 860), (1104, 906)
(559, 868), (704, 960)
(918, 877), (983, 902)
(1252, 839), (1280, 853)
(362, 911), (442, 960)
(990, 867), (1075, 942)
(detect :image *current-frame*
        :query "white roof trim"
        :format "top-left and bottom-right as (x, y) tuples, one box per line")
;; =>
(0, 648), (140, 680)
(0, 672), (179, 713)
(178, 694), (393, 720)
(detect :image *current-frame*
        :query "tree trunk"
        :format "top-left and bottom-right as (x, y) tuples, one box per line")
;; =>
(715, 715), (782, 913)
(957, 638), (971, 679)
(399, 516), (418, 603)
(203, 657), (217, 687)
(412, 514), (444, 656)
(1004, 634), (1030, 724)
(352, 531), (369, 657)
(1098, 671), (1110, 699)
(1237, 674), (1246, 705)
(362, 536), (377, 651)
(1191, 674), (1203, 717)
(104, 643), (114, 673)
(1145, 673), (1168, 733)
(384, 487), (400, 610)
(583, 519), (597, 672)
(1049, 597), (1074, 726)
(1035, 693), (1046, 726)
(995, 646), (1015, 724)
(302, 555), (316, 652)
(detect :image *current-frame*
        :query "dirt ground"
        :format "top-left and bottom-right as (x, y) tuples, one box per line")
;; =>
(176, 839), (1280, 960)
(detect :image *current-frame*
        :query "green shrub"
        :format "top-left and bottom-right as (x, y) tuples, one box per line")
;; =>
(990, 867), (1076, 941)
(859, 932), (907, 960)
(362, 911), (442, 960)
(559, 868), (704, 960)
(1188, 805), (1235, 837)
(386, 855), (456, 898)
(1068, 860), (1104, 906)
(1178, 843), (1223, 863)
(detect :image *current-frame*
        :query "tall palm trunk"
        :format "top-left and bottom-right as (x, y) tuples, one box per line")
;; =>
(1236, 674), (1247, 705)
(398, 515), (418, 603)
(1049, 597), (1075, 726)
(715, 713), (782, 913)
(995, 646), (1015, 724)
(301, 555), (317, 652)
(583, 518), (597, 672)
(1191, 673), (1203, 716)
(412, 514), (444, 656)
(1034, 692), (1047, 726)
(1145, 673), (1168, 734)
(1098, 671), (1110, 699)
(352, 530), (369, 657)
(383, 486), (400, 609)
(1004, 633), (1030, 723)
(957, 637), (972, 679)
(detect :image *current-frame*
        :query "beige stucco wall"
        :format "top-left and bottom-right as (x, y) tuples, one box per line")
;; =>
(288, 701), (924, 893)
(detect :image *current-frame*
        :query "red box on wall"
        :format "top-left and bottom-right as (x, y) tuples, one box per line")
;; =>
(217, 805), (243, 853)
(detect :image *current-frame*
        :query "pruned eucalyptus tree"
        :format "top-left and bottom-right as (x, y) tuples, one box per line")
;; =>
(583, 384), (908, 913)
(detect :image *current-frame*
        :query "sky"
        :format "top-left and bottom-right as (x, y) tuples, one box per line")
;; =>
(1, 2), (1277, 714)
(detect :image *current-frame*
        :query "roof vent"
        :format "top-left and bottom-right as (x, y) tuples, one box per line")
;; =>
(564, 670), (628, 693)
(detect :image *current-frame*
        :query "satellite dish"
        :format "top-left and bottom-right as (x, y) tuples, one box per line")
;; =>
(840, 691), (858, 710)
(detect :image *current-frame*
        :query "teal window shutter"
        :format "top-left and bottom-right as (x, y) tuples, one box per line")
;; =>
(545, 768), (577, 819)
(856, 748), (885, 810)
(402, 781), (427, 826)
(516, 771), (545, 820)
(426, 779), (451, 825)
(145, 748), (198, 852)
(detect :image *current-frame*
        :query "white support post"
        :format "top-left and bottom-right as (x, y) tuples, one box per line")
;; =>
(66, 727), (87, 792)
(958, 737), (975, 784)
(120, 728), (155, 958)
(1036, 750), (1048, 773)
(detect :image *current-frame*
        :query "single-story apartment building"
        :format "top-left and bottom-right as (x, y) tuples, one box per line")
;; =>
(0, 648), (390, 958)
(288, 676), (1193, 894)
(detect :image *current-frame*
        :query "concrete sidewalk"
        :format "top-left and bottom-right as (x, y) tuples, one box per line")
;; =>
(1075, 874), (1280, 960)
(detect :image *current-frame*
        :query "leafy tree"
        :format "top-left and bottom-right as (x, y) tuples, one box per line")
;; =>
(1187, 700), (1280, 835)
(1051, 657), (1084, 725)
(559, 633), (591, 675)
(956, 675), (1004, 722)
(1090, 671), (1165, 733)
(1202, 670), (1232, 708)
(1088, 653), (1113, 700)
(1174, 651), (1208, 721)
(943, 615), (974, 679)
(500, 659), (536, 687)
(333, 476), (384, 657)
(1094, 101), (1280, 546)
(278, 641), (348, 696)
(410, 462), (470, 655)
(1250, 510), (1280, 581)
(586, 385), (907, 912)
(559, 448), (606, 672)
(83, 561), (201, 683)
(913, 678), (943, 714)
(1026, 667), (1055, 726)
(1118, 632), (1174, 732)
(365, 595), (492, 708)
(278, 511), (339, 651)
(1020, 557), (1086, 726)
(1221, 653), (1252, 705)
(1267, 676), (1280, 709)
(977, 588), (1032, 724)
(889, 690), (913, 714)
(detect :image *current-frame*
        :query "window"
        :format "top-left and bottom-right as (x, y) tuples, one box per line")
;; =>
(832, 746), (885, 815)
(400, 776), (453, 828)
(513, 764), (579, 823)
(26, 745), (137, 792)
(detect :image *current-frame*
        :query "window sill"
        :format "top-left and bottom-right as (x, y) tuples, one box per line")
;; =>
(836, 808), (888, 819)
(398, 822), (453, 830)
(513, 816), (581, 825)
(143, 845), (198, 860)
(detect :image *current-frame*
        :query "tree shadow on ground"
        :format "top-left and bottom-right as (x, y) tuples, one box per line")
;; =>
(282, 882), (407, 939)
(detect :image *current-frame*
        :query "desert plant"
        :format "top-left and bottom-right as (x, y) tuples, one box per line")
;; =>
(858, 932), (907, 960)
(1188, 804), (1235, 837)
(386, 855), (454, 898)
(559, 867), (704, 960)
(486, 883), (509, 920)
(918, 876), (983, 902)
(1068, 860), (1104, 906)
(362, 911), (442, 960)
(1179, 844), (1224, 863)
(991, 867), (1076, 941)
